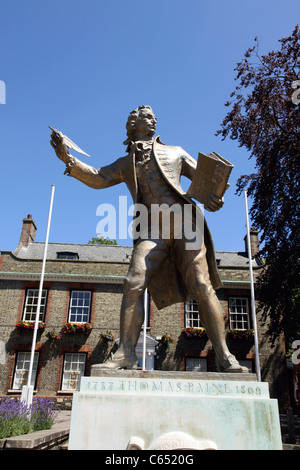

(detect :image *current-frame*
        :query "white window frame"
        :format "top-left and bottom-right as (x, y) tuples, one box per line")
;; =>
(68, 290), (92, 323)
(12, 351), (39, 390)
(22, 288), (47, 322)
(184, 300), (203, 328)
(228, 297), (250, 330)
(61, 353), (87, 391)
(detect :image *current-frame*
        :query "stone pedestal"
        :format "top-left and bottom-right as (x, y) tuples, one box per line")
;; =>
(68, 369), (282, 450)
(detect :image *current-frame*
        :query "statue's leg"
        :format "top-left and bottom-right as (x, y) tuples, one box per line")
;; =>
(175, 241), (248, 372)
(197, 297), (248, 372)
(100, 239), (168, 369)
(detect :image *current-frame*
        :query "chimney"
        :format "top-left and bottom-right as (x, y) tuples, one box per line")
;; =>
(19, 214), (37, 247)
(244, 228), (259, 258)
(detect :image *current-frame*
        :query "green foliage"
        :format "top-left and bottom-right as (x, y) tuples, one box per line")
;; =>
(88, 234), (118, 245)
(0, 397), (59, 439)
(100, 331), (115, 342)
(217, 25), (300, 344)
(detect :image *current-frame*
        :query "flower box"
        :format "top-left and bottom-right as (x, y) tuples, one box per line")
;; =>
(182, 327), (207, 339)
(62, 322), (92, 335)
(15, 321), (47, 332)
(228, 329), (254, 340)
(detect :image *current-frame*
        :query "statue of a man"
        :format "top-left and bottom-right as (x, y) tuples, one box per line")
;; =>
(50, 105), (247, 372)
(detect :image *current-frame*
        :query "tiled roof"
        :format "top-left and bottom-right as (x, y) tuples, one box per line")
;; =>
(14, 242), (261, 267)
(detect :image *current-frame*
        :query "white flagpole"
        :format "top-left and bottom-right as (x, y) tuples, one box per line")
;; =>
(22, 185), (55, 407)
(244, 190), (261, 382)
(142, 288), (148, 370)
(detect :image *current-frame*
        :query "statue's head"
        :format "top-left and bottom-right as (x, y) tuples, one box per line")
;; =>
(124, 105), (157, 144)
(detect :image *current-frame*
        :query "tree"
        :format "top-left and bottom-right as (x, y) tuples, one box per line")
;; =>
(216, 25), (300, 345)
(88, 234), (118, 245)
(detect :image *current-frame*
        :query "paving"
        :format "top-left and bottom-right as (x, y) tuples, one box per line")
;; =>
(0, 411), (71, 450)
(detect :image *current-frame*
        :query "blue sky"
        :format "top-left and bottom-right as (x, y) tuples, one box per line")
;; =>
(0, 0), (298, 253)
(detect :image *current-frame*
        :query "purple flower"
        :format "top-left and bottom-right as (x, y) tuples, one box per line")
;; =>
(0, 396), (60, 438)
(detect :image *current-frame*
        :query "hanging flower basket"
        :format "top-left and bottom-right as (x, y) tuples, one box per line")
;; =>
(160, 334), (175, 349)
(46, 329), (62, 342)
(15, 321), (47, 332)
(228, 329), (254, 340)
(100, 331), (115, 342)
(183, 327), (207, 339)
(62, 322), (92, 335)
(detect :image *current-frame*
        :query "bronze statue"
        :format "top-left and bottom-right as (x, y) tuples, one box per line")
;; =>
(50, 105), (247, 372)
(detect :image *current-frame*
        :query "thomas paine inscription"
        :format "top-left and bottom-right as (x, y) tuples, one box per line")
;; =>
(81, 377), (268, 399)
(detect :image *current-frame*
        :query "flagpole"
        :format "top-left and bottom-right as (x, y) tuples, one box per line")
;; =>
(22, 185), (55, 407)
(142, 288), (148, 370)
(244, 190), (261, 382)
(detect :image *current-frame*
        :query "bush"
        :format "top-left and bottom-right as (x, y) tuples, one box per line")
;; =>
(0, 397), (33, 438)
(30, 397), (60, 431)
(0, 396), (60, 439)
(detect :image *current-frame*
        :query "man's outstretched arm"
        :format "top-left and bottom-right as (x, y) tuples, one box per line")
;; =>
(50, 131), (124, 190)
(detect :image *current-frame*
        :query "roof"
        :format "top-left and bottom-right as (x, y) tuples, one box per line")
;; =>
(15, 242), (132, 263)
(215, 251), (262, 267)
(13, 242), (261, 267)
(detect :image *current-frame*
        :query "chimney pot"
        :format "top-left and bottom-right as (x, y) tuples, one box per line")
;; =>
(244, 228), (260, 258)
(19, 215), (37, 247)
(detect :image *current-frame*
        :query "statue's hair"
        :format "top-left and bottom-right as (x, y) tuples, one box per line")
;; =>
(124, 105), (156, 145)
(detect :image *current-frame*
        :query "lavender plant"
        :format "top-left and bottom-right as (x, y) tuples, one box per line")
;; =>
(0, 397), (32, 438)
(30, 397), (60, 431)
(0, 396), (60, 439)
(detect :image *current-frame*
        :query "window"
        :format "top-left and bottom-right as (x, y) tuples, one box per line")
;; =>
(57, 251), (79, 260)
(61, 353), (86, 391)
(12, 351), (39, 390)
(68, 290), (92, 323)
(22, 289), (47, 322)
(184, 300), (203, 328)
(229, 297), (250, 330)
(185, 357), (207, 372)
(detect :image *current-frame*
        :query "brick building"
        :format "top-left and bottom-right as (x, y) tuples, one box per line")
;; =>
(0, 215), (289, 409)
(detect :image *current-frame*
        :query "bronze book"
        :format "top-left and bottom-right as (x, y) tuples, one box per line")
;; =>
(186, 151), (234, 205)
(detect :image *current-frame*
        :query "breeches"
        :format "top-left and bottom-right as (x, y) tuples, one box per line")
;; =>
(123, 237), (215, 301)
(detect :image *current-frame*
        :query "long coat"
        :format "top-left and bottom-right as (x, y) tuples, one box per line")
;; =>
(66, 136), (222, 309)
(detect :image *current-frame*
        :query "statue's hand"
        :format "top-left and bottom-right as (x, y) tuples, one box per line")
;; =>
(204, 195), (224, 212)
(50, 132), (71, 164)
